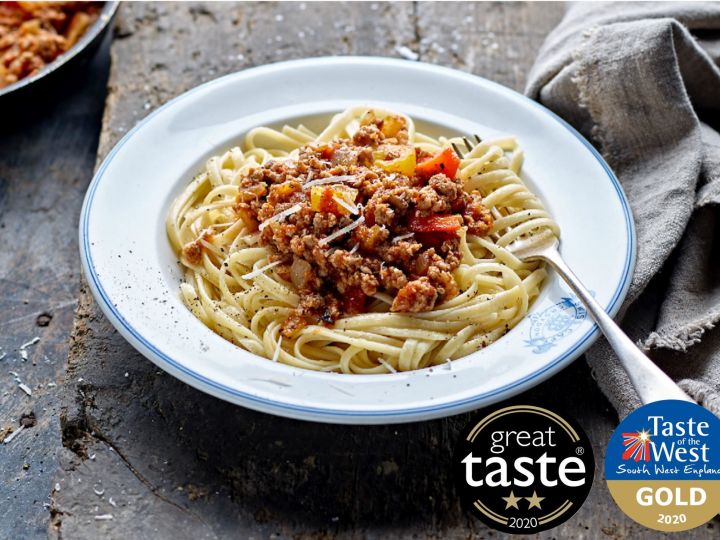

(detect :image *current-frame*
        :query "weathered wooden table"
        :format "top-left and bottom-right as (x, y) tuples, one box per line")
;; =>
(1, 3), (718, 539)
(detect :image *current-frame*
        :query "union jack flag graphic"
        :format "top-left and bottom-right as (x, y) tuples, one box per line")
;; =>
(622, 429), (653, 462)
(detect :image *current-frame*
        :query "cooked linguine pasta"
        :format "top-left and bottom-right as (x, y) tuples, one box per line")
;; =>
(167, 106), (560, 373)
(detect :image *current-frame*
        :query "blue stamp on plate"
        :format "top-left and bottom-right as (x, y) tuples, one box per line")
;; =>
(525, 296), (587, 354)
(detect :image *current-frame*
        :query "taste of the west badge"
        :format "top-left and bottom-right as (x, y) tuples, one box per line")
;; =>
(453, 405), (595, 534)
(605, 400), (720, 532)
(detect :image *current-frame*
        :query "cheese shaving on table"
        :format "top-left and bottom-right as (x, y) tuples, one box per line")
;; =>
(258, 203), (303, 231)
(319, 216), (364, 246)
(240, 260), (282, 281)
(2, 425), (24, 444)
(94, 515), (114, 521)
(395, 45), (419, 61)
(20, 337), (40, 349)
(18, 383), (32, 396)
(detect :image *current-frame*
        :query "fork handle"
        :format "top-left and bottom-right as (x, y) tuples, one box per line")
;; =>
(539, 249), (693, 405)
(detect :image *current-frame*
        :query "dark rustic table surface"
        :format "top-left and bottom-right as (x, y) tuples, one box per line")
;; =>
(1, 3), (717, 539)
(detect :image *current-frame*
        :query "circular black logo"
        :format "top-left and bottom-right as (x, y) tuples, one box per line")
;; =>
(453, 405), (595, 534)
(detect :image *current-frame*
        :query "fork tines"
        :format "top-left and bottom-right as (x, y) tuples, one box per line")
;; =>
(452, 134), (482, 159)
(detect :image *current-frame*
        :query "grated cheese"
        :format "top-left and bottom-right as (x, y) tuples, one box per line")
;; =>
(20, 350), (28, 361)
(94, 514), (114, 521)
(241, 260), (282, 281)
(272, 336), (283, 363)
(332, 195), (358, 215)
(319, 216), (364, 246)
(392, 232), (415, 243)
(199, 238), (223, 257)
(378, 358), (397, 373)
(445, 358), (452, 370)
(208, 221), (235, 230)
(18, 383), (32, 396)
(242, 232), (261, 245)
(258, 203), (302, 231)
(302, 175), (356, 190)
(348, 243), (359, 254)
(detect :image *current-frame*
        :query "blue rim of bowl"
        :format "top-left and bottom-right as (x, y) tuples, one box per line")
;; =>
(0, 1), (119, 99)
(80, 57), (636, 420)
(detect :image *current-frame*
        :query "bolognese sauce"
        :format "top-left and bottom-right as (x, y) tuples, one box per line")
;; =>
(0, 1), (101, 89)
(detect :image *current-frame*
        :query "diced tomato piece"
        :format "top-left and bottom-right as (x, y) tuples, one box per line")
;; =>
(408, 214), (462, 246)
(415, 147), (461, 181)
(414, 231), (456, 247)
(343, 286), (366, 315)
(408, 213), (462, 234)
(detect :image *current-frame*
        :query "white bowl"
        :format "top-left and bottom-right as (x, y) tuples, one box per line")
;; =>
(80, 57), (635, 424)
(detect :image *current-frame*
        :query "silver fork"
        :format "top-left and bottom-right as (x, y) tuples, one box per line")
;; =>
(454, 137), (693, 405)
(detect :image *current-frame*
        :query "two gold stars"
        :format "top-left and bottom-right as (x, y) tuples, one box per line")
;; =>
(526, 491), (545, 509)
(502, 491), (545, 510)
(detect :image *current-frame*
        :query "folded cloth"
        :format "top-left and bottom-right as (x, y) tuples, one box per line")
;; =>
(526, 2), (720, 418)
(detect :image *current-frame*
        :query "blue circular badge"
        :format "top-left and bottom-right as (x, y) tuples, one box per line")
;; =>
(605, 400), (720, 531)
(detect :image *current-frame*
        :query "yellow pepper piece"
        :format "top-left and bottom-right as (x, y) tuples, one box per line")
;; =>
(376, 146), (416, 177)
(380, 115), (406, 138)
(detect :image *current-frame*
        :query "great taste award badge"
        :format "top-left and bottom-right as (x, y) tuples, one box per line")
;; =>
(605, 400), (720, 531)
(453, 405), (595, 534)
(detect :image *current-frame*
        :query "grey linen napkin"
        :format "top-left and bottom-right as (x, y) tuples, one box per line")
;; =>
(525, 2), (720, 418)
